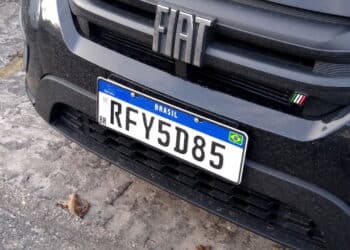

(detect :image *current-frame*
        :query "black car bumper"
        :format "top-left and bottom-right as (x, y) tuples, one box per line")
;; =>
(22, 0), (350, 249)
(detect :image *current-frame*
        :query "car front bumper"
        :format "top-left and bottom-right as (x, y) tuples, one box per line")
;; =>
(22, 0), (350, 249)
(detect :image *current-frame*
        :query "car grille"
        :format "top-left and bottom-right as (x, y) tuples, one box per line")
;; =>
(69, 0), (348, 118)
(52, 104), (326, 248)
(84, 22), (302, 115)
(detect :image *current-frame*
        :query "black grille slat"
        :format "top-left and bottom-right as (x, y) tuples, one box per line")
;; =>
(89, 130), (107, 143)
(195, 69), (291, 100)
(175, 173), (198, 187)
(89, 26), (176, 74)
(116, 145), (135, 157)
(60, 115), (82, 130)
(173, 165), (199, 178)
(89, 122), (106, 133)
(245, 195), (275, 210)
(145, 159), (164, 171)
(189, 67), (292, 106)
(208, 179), (234, 194)
(100, 0), (156, 20)
(54, 105), (326, 247)
(113, 136), (136, 148)
(286, 211), (313, 226)
(283, 222), (312, 236)
(245, 205), (272, 220)
(209, 189), (232, 203)
(145, 150), (164, 162)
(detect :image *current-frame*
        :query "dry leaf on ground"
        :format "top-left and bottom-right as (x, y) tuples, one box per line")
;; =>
(56, 193), (90, 218)
(196, 245), (212, 250)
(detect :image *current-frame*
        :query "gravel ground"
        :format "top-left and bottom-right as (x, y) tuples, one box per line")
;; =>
(0, 1), (284, 249)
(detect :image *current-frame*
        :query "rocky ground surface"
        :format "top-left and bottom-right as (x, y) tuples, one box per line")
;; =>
(0, 1), (284, 249)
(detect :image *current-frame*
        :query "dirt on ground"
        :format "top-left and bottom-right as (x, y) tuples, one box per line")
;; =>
(0, 1), (284, 249)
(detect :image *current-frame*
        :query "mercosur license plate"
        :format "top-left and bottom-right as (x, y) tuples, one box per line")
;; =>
(97, 78), (248, 184)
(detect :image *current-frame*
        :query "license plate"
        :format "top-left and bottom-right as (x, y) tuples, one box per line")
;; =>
(97, 78), (248, 184)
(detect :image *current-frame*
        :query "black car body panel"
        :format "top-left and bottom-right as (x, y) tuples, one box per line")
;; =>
(21, 0), (350, 249)
(265, 0), (350, 18)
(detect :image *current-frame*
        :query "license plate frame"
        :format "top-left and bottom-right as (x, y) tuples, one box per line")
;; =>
(97, 77), (248, 184)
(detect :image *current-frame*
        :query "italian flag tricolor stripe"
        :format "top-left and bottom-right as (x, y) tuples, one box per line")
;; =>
(290, 93), (307, 105)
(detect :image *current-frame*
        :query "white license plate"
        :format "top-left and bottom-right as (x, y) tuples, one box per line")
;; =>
(97, 78), (248, 184)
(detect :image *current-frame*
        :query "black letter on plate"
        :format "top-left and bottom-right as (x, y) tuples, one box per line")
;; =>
(158, 120), (171, 147)
(111, 100), (122, 128)
(126, 107), (138, 131)
(174, 127), (189, 154)
(210, 142), (225, 169)
(142, 113), (154, 140)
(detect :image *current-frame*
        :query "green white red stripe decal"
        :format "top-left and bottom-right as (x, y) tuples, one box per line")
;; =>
(290, 92), (307, 106)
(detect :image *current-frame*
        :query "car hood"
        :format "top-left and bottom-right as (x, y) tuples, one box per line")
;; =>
(265, 0), (350, 17)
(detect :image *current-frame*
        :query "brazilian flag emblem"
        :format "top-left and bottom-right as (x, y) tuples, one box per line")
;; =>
(228, 131), (244, 146)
